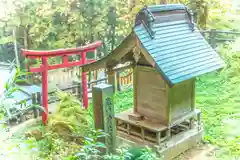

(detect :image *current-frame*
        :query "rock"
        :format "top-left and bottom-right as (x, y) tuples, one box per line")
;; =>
(25, 129), (43, 140)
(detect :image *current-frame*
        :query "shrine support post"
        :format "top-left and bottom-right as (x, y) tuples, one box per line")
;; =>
(107, 69), (117, 93)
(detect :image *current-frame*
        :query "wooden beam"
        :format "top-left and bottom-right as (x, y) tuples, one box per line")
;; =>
(83, 33), (135, 72)
(133, 66), (138, 113)
(107, 68), (118, 93)
(136, 39), (155, 66)
(113, 63), (134, 72)
(29, 60), (95, 72)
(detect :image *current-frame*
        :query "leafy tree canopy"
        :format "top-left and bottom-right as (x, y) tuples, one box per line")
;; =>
(0, 0), (232, 54)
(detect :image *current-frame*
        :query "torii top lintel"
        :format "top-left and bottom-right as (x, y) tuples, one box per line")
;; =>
(22, 41), (102, 58)
(22, 41), (102, 72)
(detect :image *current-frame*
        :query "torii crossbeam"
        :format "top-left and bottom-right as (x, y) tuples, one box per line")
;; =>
(22, 41), (102, 124)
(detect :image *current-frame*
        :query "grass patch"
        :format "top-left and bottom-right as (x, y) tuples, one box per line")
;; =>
(114, 88), (133, 113)
(196, 71), (240, 159)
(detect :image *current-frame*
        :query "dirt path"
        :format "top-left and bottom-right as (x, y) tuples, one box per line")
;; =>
(0, 139), (38, 160)
(174, 144), (216, 160)
(0, 119), (39, 160)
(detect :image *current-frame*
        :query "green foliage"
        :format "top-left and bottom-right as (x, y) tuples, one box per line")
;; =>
(193, 41), (240, 158)
(207, 10), (240, 30)
(114, 88), (133, 113)
(104, 146), (158, 160)
(72, 130), (107, 160)
(232, 37), (240, 52)
(47, 91), (90, 138)
(25, 91), (93, 159)
(104, 147), (132, 160)
(0, 0), (226, 56)
(125, 147), (157, 160)
(22, 88), (159, 159)
(0, 36), (14, 45)
(0, 0), (127, 53)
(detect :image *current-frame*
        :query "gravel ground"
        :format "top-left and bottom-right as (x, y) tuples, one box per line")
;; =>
(0, 119), (39, 160)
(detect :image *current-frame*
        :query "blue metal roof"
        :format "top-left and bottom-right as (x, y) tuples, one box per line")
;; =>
(142, 4), (186, 13)
(134, 5), (225, 86)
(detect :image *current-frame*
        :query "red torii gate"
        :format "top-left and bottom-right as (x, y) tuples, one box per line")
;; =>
(22, 41), (102, 124)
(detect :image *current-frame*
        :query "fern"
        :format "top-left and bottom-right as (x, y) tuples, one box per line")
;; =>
(47, 90), (90, 137)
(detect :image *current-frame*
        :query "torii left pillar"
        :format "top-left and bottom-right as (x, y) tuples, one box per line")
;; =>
(22, 41), (102, 124)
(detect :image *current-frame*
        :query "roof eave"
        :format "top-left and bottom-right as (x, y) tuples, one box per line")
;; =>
(170, 63), (225, 85)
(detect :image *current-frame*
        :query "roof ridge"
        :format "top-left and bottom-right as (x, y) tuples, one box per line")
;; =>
(134, 5), (195, 40)
(146, 4), (186, 12)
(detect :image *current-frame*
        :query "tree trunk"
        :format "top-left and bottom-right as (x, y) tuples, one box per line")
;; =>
(24, 29), (28, 49)
(128, 0), (140, 24)
(129, 0), (140, 10)
(160, 0), (168, 4)
(199, 5), (208, 29)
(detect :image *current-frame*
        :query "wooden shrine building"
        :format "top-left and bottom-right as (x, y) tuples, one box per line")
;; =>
(83, 4), (225, 159)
